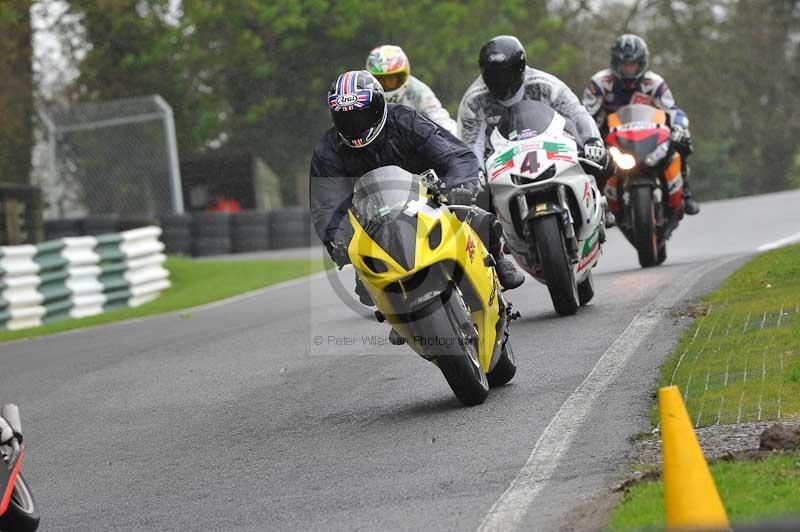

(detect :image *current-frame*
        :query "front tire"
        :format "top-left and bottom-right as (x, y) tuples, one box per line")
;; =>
(630, 187), (659, 267)
(657, 243), (667, 265)
(431, 289), (489, 406)
(487, 337), (517, 387)
(533, 215), (579, 316)
(0, 473), (40, 532)
(578, 270), (595, 306)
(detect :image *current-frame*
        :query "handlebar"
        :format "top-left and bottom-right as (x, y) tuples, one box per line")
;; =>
(577, 157), (603, 170)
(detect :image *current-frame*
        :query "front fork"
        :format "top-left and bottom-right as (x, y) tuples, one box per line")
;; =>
(518, 185), (579, 265)
(622, 185), (663, 223)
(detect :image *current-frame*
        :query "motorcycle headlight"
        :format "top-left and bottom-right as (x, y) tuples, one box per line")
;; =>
(644, 142), (670, 167)
(609, 146), (636, 170)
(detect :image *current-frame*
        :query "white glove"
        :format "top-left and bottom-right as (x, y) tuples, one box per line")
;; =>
(670, 126), (690, 144)
(583, 140), (607, 163)
(0, 404), (22, 445)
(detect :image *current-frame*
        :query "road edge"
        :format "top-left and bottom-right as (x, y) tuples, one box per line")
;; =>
(477, 254), (747, 532)
(0, 270), (329, 347)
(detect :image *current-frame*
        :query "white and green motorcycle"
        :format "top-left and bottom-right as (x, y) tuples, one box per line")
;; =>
(484, 100), (606, 316)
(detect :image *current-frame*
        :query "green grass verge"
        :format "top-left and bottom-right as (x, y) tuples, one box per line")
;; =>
(0, 257), (329, 343)
(609, 244), (800, 531)
(608, 451), (800, 531)
(653, 243), (800, 427)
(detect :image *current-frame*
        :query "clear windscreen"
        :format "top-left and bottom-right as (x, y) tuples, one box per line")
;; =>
(613, 104), (663, 125)
(352, 166), (418, 225)
(497, 100), (556, 141)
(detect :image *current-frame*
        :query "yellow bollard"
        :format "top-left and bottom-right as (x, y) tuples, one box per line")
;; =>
(659, 385), (730, 530)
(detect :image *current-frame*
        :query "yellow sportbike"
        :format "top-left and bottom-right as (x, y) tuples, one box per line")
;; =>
(345, 166), (518, 406)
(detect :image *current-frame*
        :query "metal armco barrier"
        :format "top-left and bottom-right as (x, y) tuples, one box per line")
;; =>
(0, 226), (170, 331)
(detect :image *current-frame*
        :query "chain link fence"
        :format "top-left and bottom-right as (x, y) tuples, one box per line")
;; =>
(38, 95), (184, 219)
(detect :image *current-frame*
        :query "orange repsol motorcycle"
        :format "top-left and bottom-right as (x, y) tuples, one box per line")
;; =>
(605, 104), (684, 267)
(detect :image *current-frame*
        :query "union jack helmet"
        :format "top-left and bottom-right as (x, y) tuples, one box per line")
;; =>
(328, 70), (387, 148)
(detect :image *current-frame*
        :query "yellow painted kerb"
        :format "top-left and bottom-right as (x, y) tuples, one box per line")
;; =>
(659, 385), (730, 530)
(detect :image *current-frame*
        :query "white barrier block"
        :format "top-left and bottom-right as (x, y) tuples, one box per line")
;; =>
(121, 226), (162, 241)
(2, 285), (44, 307)
(129, 278), (171, 300)
(70, 292), (107, 318)
(7, 304), (46, 330)
(0, 246), (40, 277)
(6, 316), (43, 330)
(3, 274), (42, 291)
(124, 265), (169, 287)
(62, 237), (99, 268)
(126, 253), (166, 272)
(0, 245), (37, 257)
(120, 239), (165, 260)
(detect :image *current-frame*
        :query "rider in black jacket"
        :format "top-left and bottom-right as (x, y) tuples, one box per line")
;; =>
(310, 70), (524, 304)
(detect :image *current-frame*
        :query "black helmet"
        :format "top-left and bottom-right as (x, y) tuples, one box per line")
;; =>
(479, 35), (526, 100)
(327, 70), (387, 148)
(610, 34), (649, 84)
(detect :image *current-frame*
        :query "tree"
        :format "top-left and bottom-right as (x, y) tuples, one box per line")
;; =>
(0, 0), (34, 185)
(176, 0), (575, 203)
(556, 0), (800, 200)
(58, 0), (575, 204)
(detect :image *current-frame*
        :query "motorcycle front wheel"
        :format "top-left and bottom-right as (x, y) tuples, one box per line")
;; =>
(0, 472), (40, 532)
(577, 270), (595, 306)
(428, 288), (489, 406)
(630, 186), (659, 267)
(532, 215), (579, 316)
(487, 337), (516, 387)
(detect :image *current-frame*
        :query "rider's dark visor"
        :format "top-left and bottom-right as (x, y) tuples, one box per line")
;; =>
(375, 71), (409, 91)
(482, 66), (518, 99)
(333, 105), (382, 139)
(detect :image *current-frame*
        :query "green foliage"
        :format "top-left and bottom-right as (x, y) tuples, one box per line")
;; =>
(0, 0), (33, 185)
(46, 0), (800, 203)
(556, 0), (800, 200)
(56, 0), (575, 203)
(787, 150), (800, 189)
(690, 137), (742, 200)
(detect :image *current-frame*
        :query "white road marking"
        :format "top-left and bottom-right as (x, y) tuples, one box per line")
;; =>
(756, 231), (800, 252)
(477, 257), (736, 532)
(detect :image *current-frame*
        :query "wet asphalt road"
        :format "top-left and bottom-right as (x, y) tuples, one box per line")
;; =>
(2, 190), (799, 531)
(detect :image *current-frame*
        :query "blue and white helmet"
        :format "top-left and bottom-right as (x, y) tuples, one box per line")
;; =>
(328, 70), (387, 148)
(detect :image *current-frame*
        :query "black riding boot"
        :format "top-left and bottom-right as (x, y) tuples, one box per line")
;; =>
(683, 181), (700, 215)
(485, 218), (524, 290)
(458, 185), (524, 290)
(681, 157), (700, 215)
(494, 251), (525, 289)
(354, 274), (374, 306)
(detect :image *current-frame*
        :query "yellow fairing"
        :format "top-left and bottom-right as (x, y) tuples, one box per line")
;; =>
(347, 188), (503, 372)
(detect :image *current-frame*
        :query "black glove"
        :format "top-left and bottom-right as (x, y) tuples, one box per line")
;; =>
(446, 182), (477, 206)
(670, 127), (693, 154)
(325, 240), (350, 269)
(582, 137), (608, 166)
